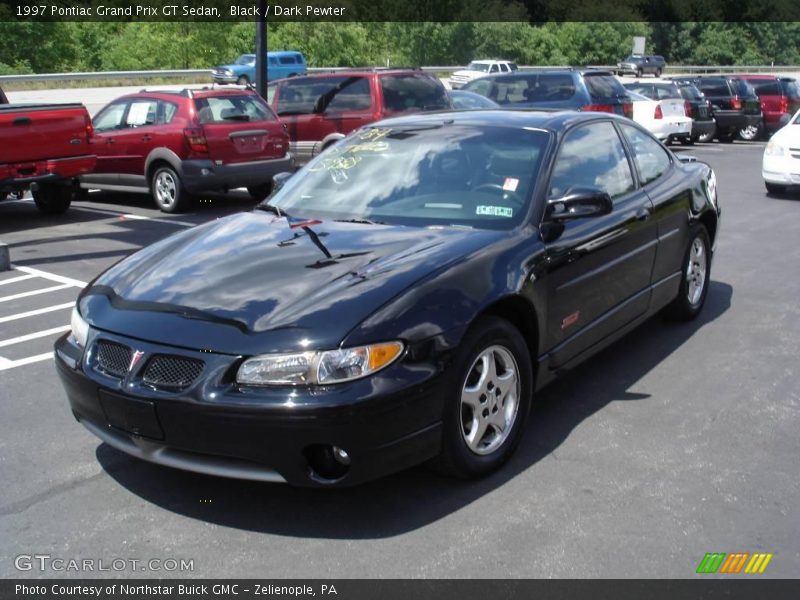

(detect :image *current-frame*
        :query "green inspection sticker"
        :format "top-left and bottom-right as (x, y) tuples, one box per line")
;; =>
(476, 205), (513, 218)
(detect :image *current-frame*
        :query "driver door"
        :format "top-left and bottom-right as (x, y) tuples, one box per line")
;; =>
(542, 121), (657, 368)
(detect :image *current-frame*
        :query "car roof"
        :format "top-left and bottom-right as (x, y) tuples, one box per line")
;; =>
(121, 87), (260, 101)
(731, 74), (779, 80)
(270, 69), (429, 83)
(268, 50), (304, 57)
(368, 108), (626, 132)
(465, 68), (614, 80)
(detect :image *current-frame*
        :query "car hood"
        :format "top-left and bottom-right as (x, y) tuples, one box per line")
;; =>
(80, 212), (503, 355)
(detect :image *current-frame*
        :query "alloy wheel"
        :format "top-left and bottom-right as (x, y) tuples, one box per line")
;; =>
(460, 345), (520, 455)
(686, 236), (707, 305)
(155, 171), (177, 208)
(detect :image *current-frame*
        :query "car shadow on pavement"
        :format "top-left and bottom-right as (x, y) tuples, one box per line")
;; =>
(96, 280), (733, 539)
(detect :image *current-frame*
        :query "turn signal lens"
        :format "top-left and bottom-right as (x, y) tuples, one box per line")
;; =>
(237, 341), (404, 386)
(765, 141), (787, 156)
(70, 306), (89, 348)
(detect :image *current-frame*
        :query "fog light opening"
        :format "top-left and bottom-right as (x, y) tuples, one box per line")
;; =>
(303, 444), (351, 482)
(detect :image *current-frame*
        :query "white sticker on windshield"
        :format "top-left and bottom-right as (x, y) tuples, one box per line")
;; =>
(477, 205), (513, 218)
(503, 177), (519, 192)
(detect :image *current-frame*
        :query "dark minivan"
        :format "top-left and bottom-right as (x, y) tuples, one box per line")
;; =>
(463, 69), (633, 119)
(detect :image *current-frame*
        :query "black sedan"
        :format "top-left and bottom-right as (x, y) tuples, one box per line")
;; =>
(55, 110), (720, 487)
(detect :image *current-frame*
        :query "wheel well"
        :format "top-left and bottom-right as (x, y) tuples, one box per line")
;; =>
(477, 296), (539, 364)
(698, 211), (718, 247)
(146, 160), (173, 185)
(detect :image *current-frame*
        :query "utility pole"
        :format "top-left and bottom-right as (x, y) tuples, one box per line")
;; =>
(255, 0), (268, 98)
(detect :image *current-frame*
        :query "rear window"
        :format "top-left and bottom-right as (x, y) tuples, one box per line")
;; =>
(583, 74), (626, 99)
(747, 79), (782, 96)
(653, 84), (681, 100)
(194, 95), (275, 124)
(781, 79), (800, 97)
(380, 74), (450, 112)
(698, 78), (731, 96)
(732, 79), (756, 97)
(524, 74), (576, 102)
(677, 84), (704, 100)
(509, 63), (519, 71)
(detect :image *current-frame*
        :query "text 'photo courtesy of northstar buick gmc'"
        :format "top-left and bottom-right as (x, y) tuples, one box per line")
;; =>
(55, 109), (720, 487)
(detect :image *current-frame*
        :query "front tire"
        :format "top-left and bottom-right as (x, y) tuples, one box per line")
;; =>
(765, 182), (787, 195)
(434, 317), (532, 479)
(236, 75), (249, 86)
(247, 183), (273, 200)
(151, 166), (188, 213)
(32, 185), (72, 215)
(665, 225), (711, 321)
(655, 68), (662, 77)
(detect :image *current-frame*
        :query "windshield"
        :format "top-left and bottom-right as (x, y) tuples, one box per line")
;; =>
(468, 62), (491, 72)
(266, 124), (549, 230)
(235, 55), (256, 66)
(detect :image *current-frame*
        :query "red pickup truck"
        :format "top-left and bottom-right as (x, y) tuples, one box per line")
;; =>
(1, 86), (96, 214)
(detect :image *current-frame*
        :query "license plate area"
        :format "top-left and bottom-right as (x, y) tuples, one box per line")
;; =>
(99, 390), (164, 440)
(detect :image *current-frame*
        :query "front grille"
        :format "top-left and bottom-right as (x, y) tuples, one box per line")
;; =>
(789, 148), (800, 160)
(142, 355), (205, 390)
(95, 340), (132, 378)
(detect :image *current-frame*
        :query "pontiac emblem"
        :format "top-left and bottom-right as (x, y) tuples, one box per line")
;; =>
(128, 350), (145, 373)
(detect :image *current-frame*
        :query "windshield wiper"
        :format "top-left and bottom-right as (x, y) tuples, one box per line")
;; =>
(255, 203), (287, 217)
(334, 218), (384, 225)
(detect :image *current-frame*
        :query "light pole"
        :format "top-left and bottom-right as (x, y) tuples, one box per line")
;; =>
(255, 0), (267, 98)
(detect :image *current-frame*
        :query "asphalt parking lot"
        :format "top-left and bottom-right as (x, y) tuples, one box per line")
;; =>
(1, 140), (798, 579)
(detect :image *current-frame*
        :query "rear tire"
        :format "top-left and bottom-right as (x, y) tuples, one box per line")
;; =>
(32, 185), (72, 215)
(697, 121), (716, 143)
(665, 224), (711, 321)
(433, 316), (533, 480)
(765, 182), (787, 195)
(717, 131), (736, 143)
(150, 165), (188, 213)
(247, 183), (273, 200)
(680, 136), (695, 146)
(738, 122), (763, 141)
(236, 75), (249, 86)
(655, 68), (662, 77)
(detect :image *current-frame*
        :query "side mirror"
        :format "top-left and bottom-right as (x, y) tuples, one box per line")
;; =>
(545, 187), (613, 221)
(272, 171), (294, 194)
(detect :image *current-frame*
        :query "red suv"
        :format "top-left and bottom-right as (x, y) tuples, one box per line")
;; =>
(267, 69), (451, 165)
(734, 74), (798, 139)
(81, 88), (291, 212)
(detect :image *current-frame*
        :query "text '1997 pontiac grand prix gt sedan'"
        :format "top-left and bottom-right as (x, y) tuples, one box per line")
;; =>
(55, 110), (720, 487)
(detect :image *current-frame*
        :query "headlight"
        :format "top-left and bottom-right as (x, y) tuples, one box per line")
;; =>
(70, 306), (89, 348)
(765, 141), (787, 156)
(237, 341), (404, 386)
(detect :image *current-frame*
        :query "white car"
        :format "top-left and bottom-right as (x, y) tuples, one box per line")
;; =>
(762, 110), (800, 194)
(449, 60), (518, 89)
(626, 90), (693, 144)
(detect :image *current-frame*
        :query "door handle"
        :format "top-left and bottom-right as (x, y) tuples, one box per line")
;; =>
(13, 117), (32, 126)
(141, 135), (152, 142)
(106, 138), (115, 144)
(636, 207), (652, 221)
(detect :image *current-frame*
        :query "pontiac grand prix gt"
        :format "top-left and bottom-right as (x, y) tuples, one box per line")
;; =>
(55, 110), (720, 487)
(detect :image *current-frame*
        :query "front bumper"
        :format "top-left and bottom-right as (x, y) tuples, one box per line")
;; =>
(181, 154), (293, 193)
(212, 74), (238, 84)
(651, 117), (692, 141)
(54, 330), (445, 487)
(0, 155), (96, 192)
(762, 152), (800, 185)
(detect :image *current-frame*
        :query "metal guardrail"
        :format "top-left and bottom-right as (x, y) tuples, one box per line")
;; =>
(2, 64), (799, 84)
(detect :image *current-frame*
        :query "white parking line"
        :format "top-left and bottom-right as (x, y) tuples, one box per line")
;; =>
(0, 274), (37, 286)
(0, 352), (54, 371)
(12, 265), (87, 288)
(0, 283), (73, 304)
(68, 205), (196, 228)
(0, 325), (71, 348)
(0, 302), (74, 324)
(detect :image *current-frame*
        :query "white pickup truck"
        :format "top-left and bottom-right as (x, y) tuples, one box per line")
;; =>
(449, 60), (518, 89)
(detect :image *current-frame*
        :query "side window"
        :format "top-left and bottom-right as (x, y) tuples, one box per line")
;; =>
(467, 79), (492, 98)
(93, 102), (127, 132)
(490, 64), (499, 73)
(499, 63), (509, 72)
(548, 122), (634, 201)
(125, 99), (158, 127)
(158, 101), (178, 124)
(619, 123), (672, 186)
(326, 77), (372, 112)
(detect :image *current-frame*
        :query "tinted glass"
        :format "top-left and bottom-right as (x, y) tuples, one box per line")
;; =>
(274, 77), (343, 115)
(677, 84), (704, 100)
(235, 55), (255, 66)
(380, 75), (450, 112)
(93, 102), (127, 131)
(549, 122), (634, 201)
(781, 79), (800, 96)
(510, 63), (519, 71)
(698, 78), (730, 96)
(619, 123), (671, 186)
(268, 125), (549, 230)
(748, 79), (781, 96)
(469, 62), (491, 72)
(326, 77), (372, 112)
(278, 56), (297, 65)
(584, 74), (627, 99)
(464, 78), (493, 97)
(531, 74), (577, 101)
(125, 99), (158, 127)
(195, 95), (275, 123)
(159, 101), (178, 124)
(654, 84), (681, 100)
(732, 79), (757, 96)
(624, 83), (655, 99)
(449, 91), (498, 109)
